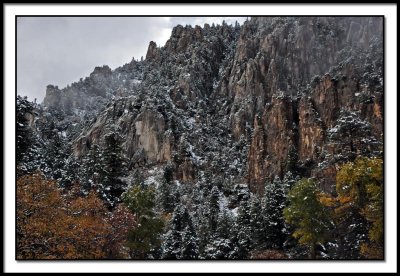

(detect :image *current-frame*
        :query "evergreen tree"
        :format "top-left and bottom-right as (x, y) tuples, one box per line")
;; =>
(16, 96), (46, 177)
(157, 178), (176, 214)
(208, 186), (221, 233)
(99, 130), (128, 208)
(16, 95), (34, 164)
(233, 199), (251, 259)
(216, 208), (234, 240)
(59, 154), (80, 189)
(263, 176), (288, 249)
(181, 224), (199, 259)
(286, 144), (299, 173)
(163, 162), (174, 183)
(282, 171), (298, 191)
(162, 225), (181, 259)
(41, 128), (78, 188)
(249, 196), (264, 250)
(196, 205), (211, 259)
(283, 178), (333, 259)
(161, 204), (198, 259)
(81, 143), (103, 194)
(204, 208), (235, 259)
(328, 110), (381, 162)
(122, 185), (164, 259)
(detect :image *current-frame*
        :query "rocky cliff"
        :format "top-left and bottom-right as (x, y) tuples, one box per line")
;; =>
(43, 17), (383, 195)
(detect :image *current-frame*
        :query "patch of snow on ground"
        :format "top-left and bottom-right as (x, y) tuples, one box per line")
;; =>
(231, 207), (239, 217)
(144, 175), (157, 187)
(141, 167), (163, 187)
(219, 194), (229, 210)
(186, 117), (196, 128)
(148, 167), (161, 175)
(188, 144), (203, 165)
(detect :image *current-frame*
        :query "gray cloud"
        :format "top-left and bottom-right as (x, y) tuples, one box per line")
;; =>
(17, 16), (247, 102)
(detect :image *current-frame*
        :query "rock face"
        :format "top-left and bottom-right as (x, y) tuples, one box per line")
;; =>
(133, 109), (171, 163)
(73, 98), (172, 168)
(43, 17), (383, 195)
(222, 17), (383, 193)
(146, 41), (159, 61)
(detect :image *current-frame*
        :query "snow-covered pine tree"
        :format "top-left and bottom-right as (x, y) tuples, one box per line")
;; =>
(204, 208), (235, 259)
(249, 196), (264, 250)
(60, 153), (80, 189)
(328, 110), (381, 162)
(195, 204), (210, 259)
(99, 129), (128, 208)
(81, 143), (103, 194)
(161, 203), (198, 259)
(233, 198), (251, 259)
(262, 176), (288, 249)
(208, 185), (221, 233)
(16, 95), (34, 164)
(157, 166), (177, 213)
(42, 130), (73, 188)
(181, 224), (199, 259)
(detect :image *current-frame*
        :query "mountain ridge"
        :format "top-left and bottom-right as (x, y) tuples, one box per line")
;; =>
(39, 16), (383, 194)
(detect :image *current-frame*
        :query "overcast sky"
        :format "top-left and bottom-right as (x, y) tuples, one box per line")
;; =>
(17, 17), (247, 102)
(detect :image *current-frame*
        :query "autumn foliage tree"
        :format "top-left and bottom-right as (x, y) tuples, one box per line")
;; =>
(64, 191), (111, 259)
(17, 173), (112, 259)
(317, 157), (383, 259)
(105, 204), (137, 259)
(17, 173), (67, 259)
(335, 157), (383, 259)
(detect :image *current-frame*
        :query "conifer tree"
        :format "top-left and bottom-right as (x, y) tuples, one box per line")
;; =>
(233, 199), (252, 259)
(99, 130), (128, 208)
(81, 143), (103, 194)
(249, 196), (264, 250)
(283, 178), (333, 259)
(157, 178), (176, 214)
(208, 185), (221, 233)
(122, 185), (164, 259)
(181, 224), (199, 259)
(204, 208), (235, 259)
(16, 95), (34, 164)
(263, 176), (288, 249)
(161, 204), (198, 259)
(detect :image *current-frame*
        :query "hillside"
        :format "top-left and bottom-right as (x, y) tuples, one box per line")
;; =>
(17, 17), (383, 260)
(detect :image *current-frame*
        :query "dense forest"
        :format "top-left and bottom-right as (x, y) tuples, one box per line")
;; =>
(16, 17), (383, 260)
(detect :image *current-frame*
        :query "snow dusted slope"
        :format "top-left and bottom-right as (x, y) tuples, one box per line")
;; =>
(42, 17), (382, 195)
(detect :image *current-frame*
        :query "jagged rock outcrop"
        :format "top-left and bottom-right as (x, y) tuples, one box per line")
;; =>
(247, 96), (297, 193)
(146, 41), (159, 61)
(224, 17), (383, 193)
(41, 17), (382, 195)
(43, 85), (62, 108)
(43, 60), (143, 117)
